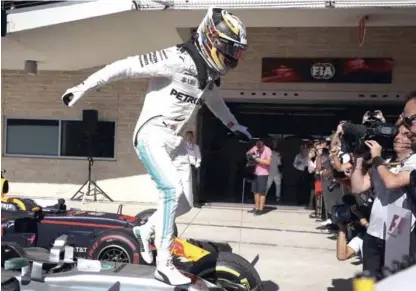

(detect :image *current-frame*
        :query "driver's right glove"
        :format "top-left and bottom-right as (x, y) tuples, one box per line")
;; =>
(61, 83), (88, 107)
(233, 124), (252, 142)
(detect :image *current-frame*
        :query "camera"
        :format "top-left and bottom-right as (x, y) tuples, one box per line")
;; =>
(244, 153), (258, 179)
(327, 179), (341, 192)
(246, 153), (258, 167)
(332, 193), (372, 224)
(332, 193), (372, 238)
(341, 120), (397, 156)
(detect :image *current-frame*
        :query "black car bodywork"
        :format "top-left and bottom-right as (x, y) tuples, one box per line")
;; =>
(1, 198), (143, 263)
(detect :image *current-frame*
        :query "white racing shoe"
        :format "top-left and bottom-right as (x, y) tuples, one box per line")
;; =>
(132, 226), (154, 264)
(154, 256), (192, 286)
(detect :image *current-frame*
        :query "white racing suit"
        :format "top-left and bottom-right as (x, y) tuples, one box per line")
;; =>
(69, 45), (246, 284)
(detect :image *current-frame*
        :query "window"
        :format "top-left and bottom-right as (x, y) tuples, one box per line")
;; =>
(4, 118), (116, 159)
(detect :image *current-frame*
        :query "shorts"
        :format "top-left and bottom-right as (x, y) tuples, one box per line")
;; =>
(251, 175), (268, 194)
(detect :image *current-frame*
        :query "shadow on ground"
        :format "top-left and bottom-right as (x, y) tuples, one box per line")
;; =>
(262, 280), (280, 291)
(327, 278), (353, 291)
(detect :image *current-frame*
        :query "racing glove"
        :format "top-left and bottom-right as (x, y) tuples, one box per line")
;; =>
(233, 125), (252, 142)
(61, 83), (89, 107)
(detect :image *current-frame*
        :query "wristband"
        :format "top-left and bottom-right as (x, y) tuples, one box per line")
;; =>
(372, 156), (385, 168)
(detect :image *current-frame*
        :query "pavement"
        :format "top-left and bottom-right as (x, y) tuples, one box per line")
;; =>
(58, 199), (360, 291)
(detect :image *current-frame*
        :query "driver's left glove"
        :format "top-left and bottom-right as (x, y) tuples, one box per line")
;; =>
(233, 125), (252, 142)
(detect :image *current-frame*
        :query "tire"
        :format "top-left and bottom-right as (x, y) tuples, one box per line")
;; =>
(88, 229), (142, 265)
(1, 277), (20, 291)
(189, 252), (262, 291)
(135, 208), (179, 237)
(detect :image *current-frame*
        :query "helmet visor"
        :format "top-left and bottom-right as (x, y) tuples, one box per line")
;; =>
(214, 37), (247, 61)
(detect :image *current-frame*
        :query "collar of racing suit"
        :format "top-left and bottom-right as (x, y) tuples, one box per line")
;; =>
(176, 41), (221, 90)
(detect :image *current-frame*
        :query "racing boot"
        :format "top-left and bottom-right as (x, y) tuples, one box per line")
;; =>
(132, 225), (154, 264)
(154, 252), (191, 286)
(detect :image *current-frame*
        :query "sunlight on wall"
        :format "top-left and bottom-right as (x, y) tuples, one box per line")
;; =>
(7, 174), (160, 203)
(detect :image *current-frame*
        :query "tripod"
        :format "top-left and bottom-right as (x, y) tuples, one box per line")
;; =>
(70, 157), (113, 204)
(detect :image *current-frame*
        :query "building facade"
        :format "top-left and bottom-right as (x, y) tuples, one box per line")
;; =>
(2, 4), (416, 203)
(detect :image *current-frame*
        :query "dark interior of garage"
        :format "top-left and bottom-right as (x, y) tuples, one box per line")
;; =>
(196, 102), (403, 206)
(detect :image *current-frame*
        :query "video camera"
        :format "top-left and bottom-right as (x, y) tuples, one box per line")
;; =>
(341, 110), (397, 156)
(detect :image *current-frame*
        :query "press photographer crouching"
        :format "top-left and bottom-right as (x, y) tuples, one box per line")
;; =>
(334, 193), (372, 261)
(345, 119), (416, 279)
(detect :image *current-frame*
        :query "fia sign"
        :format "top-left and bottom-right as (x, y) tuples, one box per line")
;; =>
(311, 63), (335, 80)
(385, 205), (412, 268)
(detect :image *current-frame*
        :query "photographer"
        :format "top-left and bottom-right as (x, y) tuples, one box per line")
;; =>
(336, 219), (366, 261)
(316, 140), (345, 227)
(332, 158), (370, 261)
(350, 124), (416, 277)
(246, 139), (272, 215)
(335, 170), (371, 261)
(400, 91), (416, 146)
(330, 121), (354, 175)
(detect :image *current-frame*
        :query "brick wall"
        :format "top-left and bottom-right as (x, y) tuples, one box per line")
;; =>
(2, 27), (415, 203)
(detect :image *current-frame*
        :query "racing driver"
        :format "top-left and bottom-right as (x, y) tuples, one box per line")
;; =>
(61, 7), (251, 286)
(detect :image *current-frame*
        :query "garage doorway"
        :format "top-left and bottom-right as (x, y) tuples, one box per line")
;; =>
(196, 102), (402, 206)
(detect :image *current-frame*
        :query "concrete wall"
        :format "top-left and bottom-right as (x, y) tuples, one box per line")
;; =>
(2, 27), (416, 202)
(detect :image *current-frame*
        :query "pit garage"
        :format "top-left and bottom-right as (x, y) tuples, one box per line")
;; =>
(1, 1), (416, 205)
(197, 94), (404, 206)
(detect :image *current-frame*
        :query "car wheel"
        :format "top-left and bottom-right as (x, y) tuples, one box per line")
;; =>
(88, 229), (141, 264)
(189, 252), (263, 291)
(135, 208), (179, 237)
(1, 277), (20, 291)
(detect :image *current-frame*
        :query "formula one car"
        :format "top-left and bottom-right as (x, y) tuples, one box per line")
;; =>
(1, 198), (262, 290)
(1, 196), (226, 262)
(1, 235), (262, 291)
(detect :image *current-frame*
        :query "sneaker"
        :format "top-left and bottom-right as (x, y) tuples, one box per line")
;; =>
(254, 210), (264, 216)
(320, 219), (332, 226)
(154, 257), (191, 286)
(247, 208), (257, 213)
(132, 226), (154, 264)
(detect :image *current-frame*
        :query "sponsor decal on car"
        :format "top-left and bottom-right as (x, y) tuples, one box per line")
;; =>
(2, 221), (14, 228)
(87, 212), (106, 216)
(117, 215), (136, 223)
(1, 203), (15, 210)
(101, 264), (114, 271)
(75, 247), (88, 253)
(27, 234), (36, 245)
(68, 210), (86, 216)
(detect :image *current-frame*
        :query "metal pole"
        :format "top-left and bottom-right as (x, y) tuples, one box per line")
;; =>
(241, 178), (246, 204)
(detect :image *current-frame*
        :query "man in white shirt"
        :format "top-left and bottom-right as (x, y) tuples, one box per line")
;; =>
(266, 140), (282, 203)
(293, 145), (309, 171)
(293, 144), (313, 205)
(351, 125), (416, 278)
(185, 131), (202, 207)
